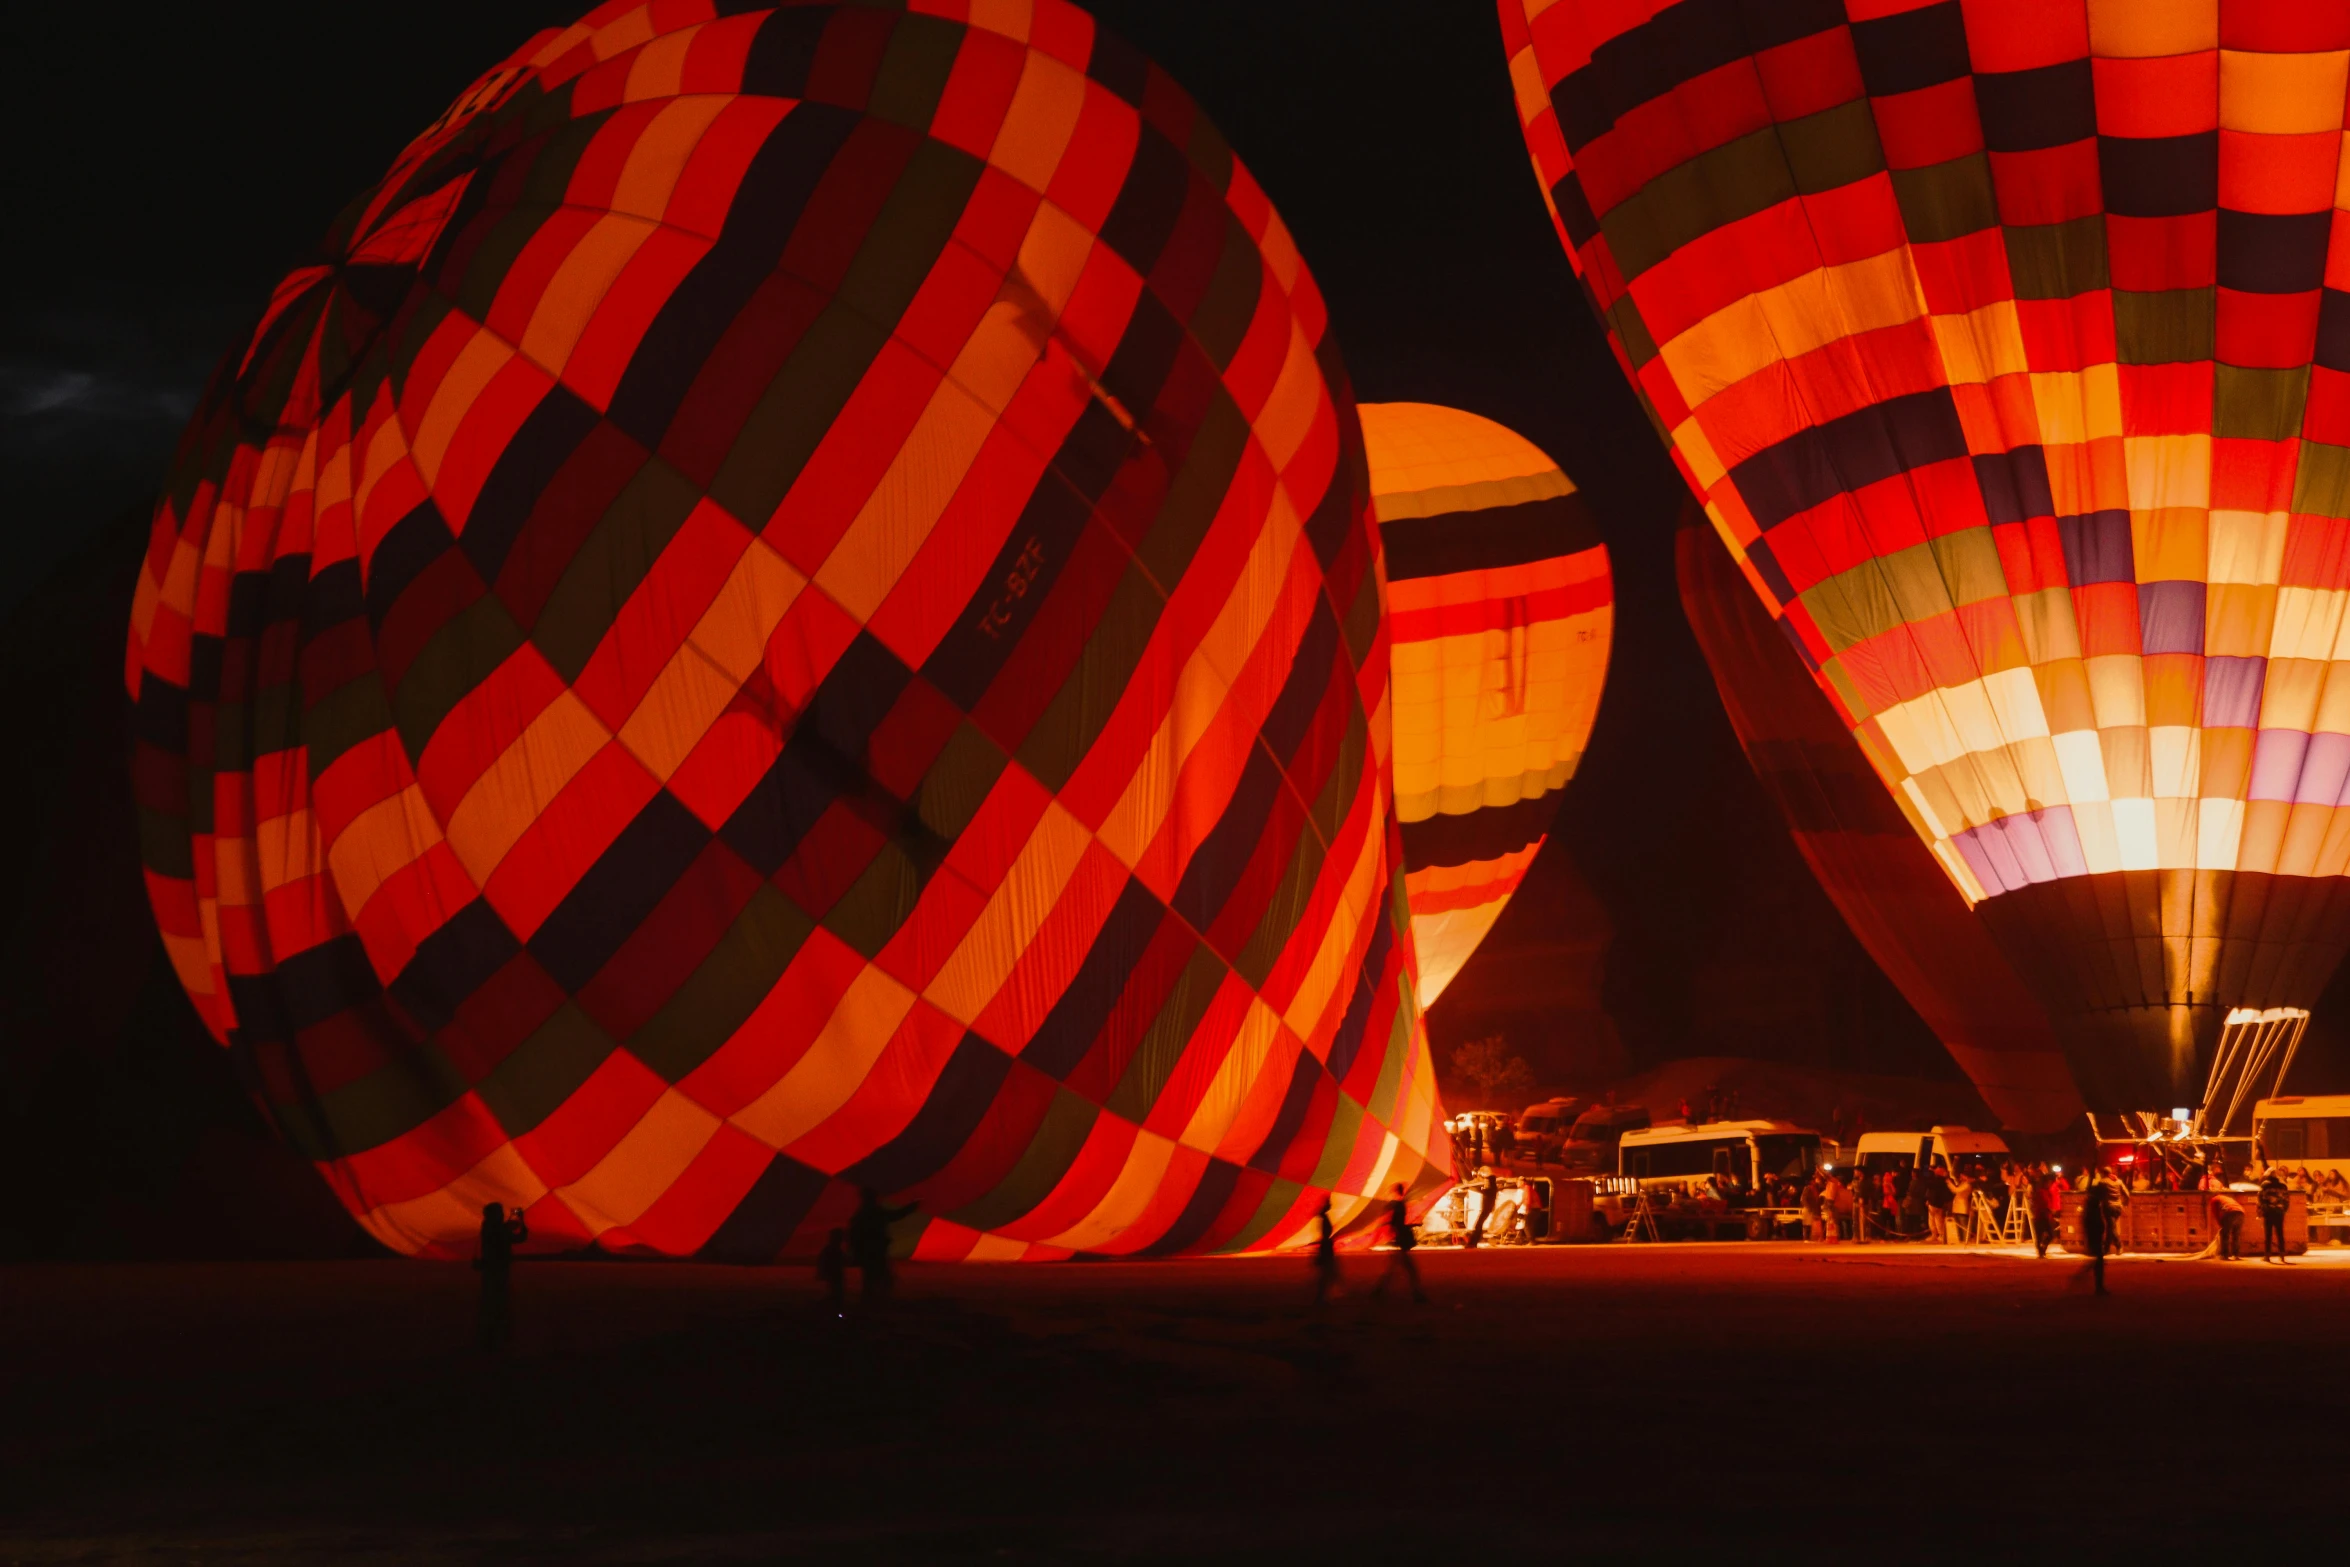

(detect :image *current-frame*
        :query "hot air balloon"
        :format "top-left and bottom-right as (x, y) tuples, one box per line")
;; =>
(1358, 402), (1612, 1005)
(127, 0), (1449, 1262)
(1503, 0), (2350, 1112)
(1677, 514), (2081, 1131)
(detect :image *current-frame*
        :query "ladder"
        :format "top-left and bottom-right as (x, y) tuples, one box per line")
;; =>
(1997, 1194), (2031, 1245)
(1618, 1190), (1661, 1243)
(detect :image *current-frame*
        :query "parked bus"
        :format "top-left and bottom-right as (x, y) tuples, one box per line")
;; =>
(1604, 1120), (1823, 1240)
(2252, 1095), (2350, 1173)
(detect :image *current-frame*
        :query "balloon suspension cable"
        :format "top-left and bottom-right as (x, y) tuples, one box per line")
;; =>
(2196, 1007), (2309, 1141)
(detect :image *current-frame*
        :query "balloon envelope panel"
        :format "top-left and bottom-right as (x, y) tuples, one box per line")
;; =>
(127, 0), (1448, 1260)
(1500, 2), (2350, 1109)
(1359, 402), (1611, 1005)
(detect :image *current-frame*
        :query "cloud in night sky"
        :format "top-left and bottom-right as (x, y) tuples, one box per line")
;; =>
(0, 306), (244, 614)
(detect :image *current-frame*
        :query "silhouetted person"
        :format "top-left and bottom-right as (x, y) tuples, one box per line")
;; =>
(2259, 1169), (2291, 1263)
(2027, 1162), (2057, 1259)
(474, 1202), (527, 1352)
(1311, 1198), (1343, 1306)
(1372, 1183), (1426, 1303)
(817, 1227), (850, 1316)
(2079, 1166), (2120, 1295)
(850, 1186), (918, 1307)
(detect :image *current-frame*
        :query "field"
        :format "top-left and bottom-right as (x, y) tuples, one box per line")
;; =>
(7, 1242), (2344, 1562)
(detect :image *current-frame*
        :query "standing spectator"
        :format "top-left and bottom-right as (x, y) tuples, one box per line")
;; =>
(2209, 1187), (2245, 1261)
(1494, 1118), (1518, 1166)
(1949, 1170), (1977, 1245)
(2027, 1162), (2058, 1259)
(1899, 1166), (1927, 1239)
(1372, 1183), (1426, 1302)
(1922, 1164), (1953, 1244)
(475, 1202), (529, 1353)
(1800, 1171), (1825, 1242)
(1522, 1179), (1549, 1243)
(2259, 1168), (2292, 1263)
(1821, 1170), (1848, 1242)
(1879, 1169), (1901, 1239)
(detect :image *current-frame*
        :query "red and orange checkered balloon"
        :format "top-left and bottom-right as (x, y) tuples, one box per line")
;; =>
(1503, 0), (2350, 1112)
(128, 0), (1449, 1261)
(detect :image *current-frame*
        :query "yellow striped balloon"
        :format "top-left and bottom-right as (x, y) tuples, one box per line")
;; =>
(1362, 403), (1613, 1005)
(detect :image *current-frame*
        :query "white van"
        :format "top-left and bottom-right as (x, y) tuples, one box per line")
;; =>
(2252, 1095), (2350, 1173)
(1851, 1126), (2010, 1181)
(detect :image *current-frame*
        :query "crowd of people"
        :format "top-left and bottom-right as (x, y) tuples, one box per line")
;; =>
(1794, 1157), (2072, 1250)
(1450, 1115), (1516, 1172)
(2245, 1162), (2350, 1202)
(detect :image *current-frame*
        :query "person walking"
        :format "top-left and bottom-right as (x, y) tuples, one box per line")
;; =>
(1372, 1183), (1427, 1302)
(1312, 1197), (1344, 1305)
(816, 1227), (850, 1316)
(2209, 1188), (2245, 1261)
(2259, 1168), (2292, 1263)
(474, 1201), (528, 1353)
(2079, 1164), (2122, 1294)
(849, 1186), (918, 1308)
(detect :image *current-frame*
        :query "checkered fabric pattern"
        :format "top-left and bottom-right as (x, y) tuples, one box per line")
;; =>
(1503, 0), (2350, 1109)
(127, 0), (1449, 1261)
(1359, 403), (1611, 1005)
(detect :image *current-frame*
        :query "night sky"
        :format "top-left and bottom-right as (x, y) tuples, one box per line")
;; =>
(2, 2), (1965, 1085)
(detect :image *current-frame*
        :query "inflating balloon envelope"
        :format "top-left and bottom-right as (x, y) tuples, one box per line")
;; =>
(127, 0), (1451, 1260)
(1360, 402), (1612, 1007)
(1503, 0), (2350, 1113)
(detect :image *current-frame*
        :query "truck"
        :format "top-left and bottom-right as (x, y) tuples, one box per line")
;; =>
(1558, 1103), (1650, 1175)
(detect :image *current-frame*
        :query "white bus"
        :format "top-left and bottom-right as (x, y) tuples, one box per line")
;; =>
(1607, 1121), (1824, 1241)
(1617, 1121), (1823, 1190)
(2252, 1095), (2350, 1174)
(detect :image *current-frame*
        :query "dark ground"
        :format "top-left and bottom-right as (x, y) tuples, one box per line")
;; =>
(6, 1245), (2344, 1562)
